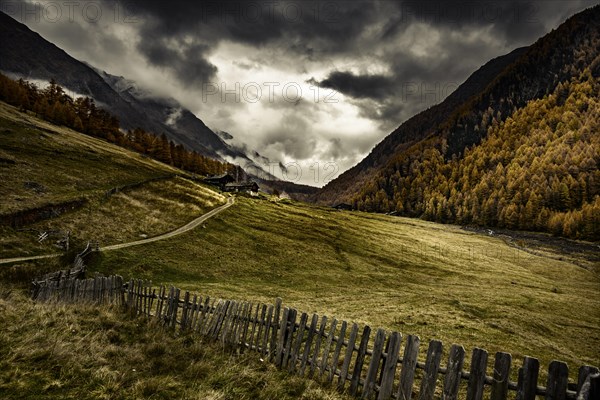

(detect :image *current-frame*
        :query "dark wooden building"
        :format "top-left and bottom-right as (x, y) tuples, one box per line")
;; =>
(333, 203), (353, 211)
(224, 181), (259, 194)
(203, 174), (235, 190)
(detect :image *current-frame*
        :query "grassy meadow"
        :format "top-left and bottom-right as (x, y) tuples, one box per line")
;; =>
(90, 196), (600, 375)
(0, 103), (179, 213)
(0, 102), (225, 258)
(1, 177), (226, 258)
(0, 100), (598, 392)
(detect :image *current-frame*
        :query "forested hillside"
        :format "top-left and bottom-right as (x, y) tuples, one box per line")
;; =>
(317, 6), (600, 240)
(0, 73), (241, 177)
(353, 72), (599, 240)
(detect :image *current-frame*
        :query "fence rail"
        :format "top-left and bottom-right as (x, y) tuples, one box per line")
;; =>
(33, 275), (599, 400)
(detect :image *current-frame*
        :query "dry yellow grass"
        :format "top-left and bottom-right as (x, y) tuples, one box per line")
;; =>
(1, 100), (598, 392)
(95, 197), (600, 378)
(0, 286), (350, 399)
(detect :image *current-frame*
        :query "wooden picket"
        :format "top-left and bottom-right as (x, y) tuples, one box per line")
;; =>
(443, 345), (465, 400)
(399, 334), (420, 400)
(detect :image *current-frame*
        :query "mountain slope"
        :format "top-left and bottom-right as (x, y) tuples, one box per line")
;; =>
(0, 99), (232, 258)
(94, 70), (227, 158)
(0, 11), (310, 189)
(315, 6), (600, 239)
(315, 46), (527, 204)
(0, 11), (232, 159)
(316, 6), (600, 207)
(363, 72), (599, 239)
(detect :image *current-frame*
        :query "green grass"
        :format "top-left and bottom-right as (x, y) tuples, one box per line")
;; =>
(92, 197), (600, 375)
(0, 177), (226, 258)
(1, 101), (598, 390)
(0, 101), (226, 258)
(0, 287), (349, 400)
(0, 102), (179, 214)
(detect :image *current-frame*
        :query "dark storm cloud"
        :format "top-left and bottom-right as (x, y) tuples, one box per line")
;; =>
(311, 72), (395, 100)
(118, 0), (378, 45)
(307, 0), (599, 129)
(110, 0), (381, 85)
(137, 39), (217, 85)
(102, 0), (599, 127)
(398, 0), (600, 42)
(11, 0), (595, 179)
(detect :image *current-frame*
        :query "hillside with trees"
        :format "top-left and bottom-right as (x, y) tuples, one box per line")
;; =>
(0, 73), (241, 178)
(316, 5), (600, 240)
(352, 72), (599, 240)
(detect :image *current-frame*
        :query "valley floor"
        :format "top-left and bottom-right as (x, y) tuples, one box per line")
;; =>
(89, 197), (600, 375)
(1, 102), (598, 388)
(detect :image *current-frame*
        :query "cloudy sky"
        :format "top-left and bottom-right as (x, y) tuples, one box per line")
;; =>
(3, 0), (597, 186)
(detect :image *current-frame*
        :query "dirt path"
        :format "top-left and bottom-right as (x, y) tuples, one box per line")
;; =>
(0, 197), (235, 265)
(101, 197), (234, 251)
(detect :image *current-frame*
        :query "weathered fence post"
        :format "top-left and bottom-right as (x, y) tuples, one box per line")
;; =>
(270, 298), (282, 361)
(261, 305), (274, 358)
(309, 315), (328, 378)
(467, 348), (488, 400)
(577, 366), (599, 398)
(419, 340), (443, 400)
(180, 291), (190, 331)
(546, 361), (568, 400)
(338, 322), (359, 391)
(398, 335), (421, 400)
(491, 352), (512, 400)
(517, 357), (540, 400)
(350, 325), (372, 396)
(377, 331), (402, 400)
(328, 320), (348, 385)
(577, 373), (599, 400)
(443, 345), (465, 400)
(362, 328), (386, 399)
(276, 307), (290, 367)
(299, 314), (319, 377)
(290, 312), (308, 373)
(282, 309), (298, 370)
(319, 318), (337, 380)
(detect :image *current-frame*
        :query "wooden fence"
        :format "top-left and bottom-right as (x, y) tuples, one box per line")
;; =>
(33, 275), (599, 400)
(32, 274), (124, 304)
(31, 241), (99, 300)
